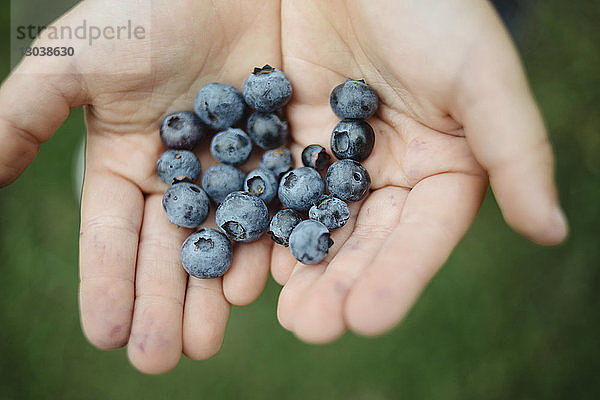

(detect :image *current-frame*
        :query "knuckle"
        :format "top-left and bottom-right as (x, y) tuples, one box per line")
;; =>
(80, 214), (138, 239)
(487, 136), (552, 174)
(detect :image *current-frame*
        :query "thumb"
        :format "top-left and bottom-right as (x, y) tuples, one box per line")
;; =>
(455, 15), (568, 246)
(0, 42), (88, 186)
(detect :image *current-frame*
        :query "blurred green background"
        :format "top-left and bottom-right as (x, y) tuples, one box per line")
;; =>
(1, 0), (599, 399)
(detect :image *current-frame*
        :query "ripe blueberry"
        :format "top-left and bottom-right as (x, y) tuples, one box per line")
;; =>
(157, 150), (201, 185)
(278, 167), (325, 212)
(330, 78), (378, 120)
(201, 164), (246, 204)
(160, 111), (205, 150)
(309, 195), (350, 230)
(330, 119), (375, 162)
(243, 65), (292, 112)
(194, 82), (245, 130)
(260, 147), (294, 178)
(268, 209), (303, 246)
(289, 220), (333, 265)
(210, 128), (252, 166)
(244, 168), (278, 204)
(247, 112), (289, 150)
(301, 144), (331, 171)
(181, 228), (233, 279)
(326, 159), (371, 202)
(215, 191), (270, 242)
(162, 182), (210, 228)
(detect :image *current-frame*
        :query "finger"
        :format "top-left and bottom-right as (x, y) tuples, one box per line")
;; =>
(182, 276), (230, 361)
(148, 202), (231, 360)
(79, 171), (143, 349)
(270, 242), (298, 285)
(126, 195), (188, 374)
(223, 236), (272, 305)
(276, 202), (360, 331)
(291, 187), (408, 343)
(345, 172), (487, 336)
(277, 263), (325, 332)
(0, 41), (87, 186)
(455, 31), (567, 245)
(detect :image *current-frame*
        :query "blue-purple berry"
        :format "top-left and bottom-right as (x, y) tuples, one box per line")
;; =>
(260, 147), (294, 178)
(269, 209), (303, 246)
(210, 128), (252, 166)
(325, 160), (371, 202)
(160, 111), (205, 150)
(243, 65), (292, 112)
(157, 150), (201, 185)
(301, 144), (331, 170)
(194, 82), (245, 130)
(181, 228), (233, 279)
(330, 78), (378, 120)
(331, 119), (375, 162)
(309, 195), (350, 230)
(244, 168), (278, 204)
(289, 220), (333, 265)
(247, 112), (289, 149)
(162, 182), (210, 228)
(201, 164), (246, 204)
(215, 191), (270, 242)
(278, 167), (325, 212)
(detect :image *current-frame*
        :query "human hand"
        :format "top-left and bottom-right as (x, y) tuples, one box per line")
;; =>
(0, 0), (568, 371)
(0, 0), (283, 373)
(272, 0), (568, 343)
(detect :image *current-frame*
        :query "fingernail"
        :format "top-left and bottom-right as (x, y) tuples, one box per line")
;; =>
(550, 205), (569, 242)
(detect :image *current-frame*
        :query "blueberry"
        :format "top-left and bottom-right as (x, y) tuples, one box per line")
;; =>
(247, 112), (289, 149)
(181, 228), (233, 279)
(330, 119), (375, 162)
(268, 209), (303, 246)
(278, 167), (325, 212)
(330, 78), (379, 120)
(244, 168), (278, 204)
(309, 195), (350, 230)
(326, 159), (371, 202)
(162, 182), (210, 228)
(301, 144), (331, 171)
(157, 150), (201, 185)
(243, 65), (292, 112)
(289, 220), (333, 265)
(160, 111), (205, 150)
(210, 128), (252, 166)
(260, 147), (294, 178)
(201, 164), (246, 204)
(215, 191), (269, 242)
(194, 82), (245, 130)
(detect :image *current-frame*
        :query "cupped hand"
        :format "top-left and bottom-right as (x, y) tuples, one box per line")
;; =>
(0, 0), (283, 374)
(0, 0), (568, 373)
(272, 0), (568, 343)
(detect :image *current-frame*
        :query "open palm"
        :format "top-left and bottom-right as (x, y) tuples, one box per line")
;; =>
(273, 0), (570, 343)
(0, 0), (566, 374)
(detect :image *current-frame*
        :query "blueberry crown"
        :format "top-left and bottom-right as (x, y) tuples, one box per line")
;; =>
(253, 64), (275, 75)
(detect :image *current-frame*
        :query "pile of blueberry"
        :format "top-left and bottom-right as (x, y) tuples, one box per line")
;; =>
(157, 65), (377, 279)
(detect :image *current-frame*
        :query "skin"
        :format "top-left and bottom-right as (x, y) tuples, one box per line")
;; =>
(0, 0), (567, 374)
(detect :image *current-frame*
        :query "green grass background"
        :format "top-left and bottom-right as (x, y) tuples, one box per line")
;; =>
(1, 1), (599, 399)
